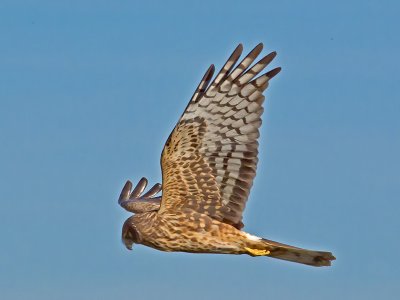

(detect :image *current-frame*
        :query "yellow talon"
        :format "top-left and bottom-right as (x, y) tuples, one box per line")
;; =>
(245, 247), (270, 256)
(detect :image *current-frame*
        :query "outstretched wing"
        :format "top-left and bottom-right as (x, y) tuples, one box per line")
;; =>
(119, 178), (162, 213)
(159, 43), (280, 229)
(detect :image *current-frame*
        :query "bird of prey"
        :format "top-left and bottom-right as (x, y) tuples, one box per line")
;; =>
(118, 43), (335, 267)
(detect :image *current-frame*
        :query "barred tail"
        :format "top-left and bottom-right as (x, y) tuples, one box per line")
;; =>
(261, 238), (335, 267)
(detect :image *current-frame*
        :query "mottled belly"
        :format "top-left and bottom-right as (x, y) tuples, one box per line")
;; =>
(138, 211), (245, 254)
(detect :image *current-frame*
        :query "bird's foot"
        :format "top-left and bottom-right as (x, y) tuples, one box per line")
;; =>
(245, 247), (270, 256)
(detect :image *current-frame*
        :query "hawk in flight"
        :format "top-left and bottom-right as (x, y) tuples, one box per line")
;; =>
(118, 43), (335, 267)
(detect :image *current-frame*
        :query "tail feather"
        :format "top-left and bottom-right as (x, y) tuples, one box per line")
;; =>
(261, 238), (335, 267)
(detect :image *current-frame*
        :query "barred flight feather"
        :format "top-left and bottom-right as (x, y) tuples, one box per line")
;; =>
(160, 43), (281, 229)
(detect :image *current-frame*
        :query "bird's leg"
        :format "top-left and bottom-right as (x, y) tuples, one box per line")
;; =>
(245, 247), (270, 256)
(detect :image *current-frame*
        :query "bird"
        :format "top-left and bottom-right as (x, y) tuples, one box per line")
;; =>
(118, 43), (335, 267)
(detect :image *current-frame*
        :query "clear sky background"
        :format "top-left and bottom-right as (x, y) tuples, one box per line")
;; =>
(1, 1), (399, 299)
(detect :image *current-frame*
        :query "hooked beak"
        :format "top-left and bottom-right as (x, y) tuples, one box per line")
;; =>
(123, 238), (133, 250)
(121, 216), (140, 251)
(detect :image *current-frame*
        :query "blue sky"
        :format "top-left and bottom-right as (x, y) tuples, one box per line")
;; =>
(0, 0), (399, 299)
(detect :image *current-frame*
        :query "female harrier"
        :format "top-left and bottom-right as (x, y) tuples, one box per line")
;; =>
(118, 43), (335, 267)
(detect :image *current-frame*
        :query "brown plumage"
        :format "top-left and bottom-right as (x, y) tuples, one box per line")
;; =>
(118, 43), (335, 267)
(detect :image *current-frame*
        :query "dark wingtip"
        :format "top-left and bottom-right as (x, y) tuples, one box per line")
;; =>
(268, 51), (277, 60)
(130, 177), (148, 198)
(248, 43), (264, 60)
(233, 43), (244, 58)
(206, 64), (215, 80)
(119, 180), (132, 202)
(141, 182), (162, 198)
(257, 51), (277, 67)
(267, 67), (281, 79)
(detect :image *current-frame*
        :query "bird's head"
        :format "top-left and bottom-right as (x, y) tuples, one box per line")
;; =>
(121, 216), (141, 250)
